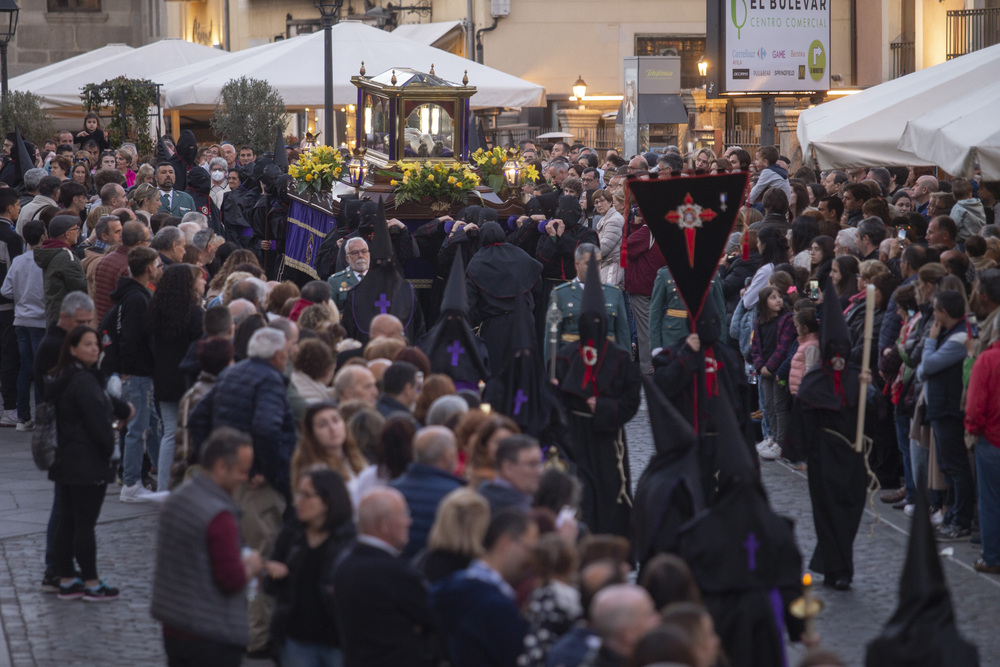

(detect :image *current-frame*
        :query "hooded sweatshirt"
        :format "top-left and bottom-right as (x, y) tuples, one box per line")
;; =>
(950, 198), (986, 243)
(748, 162), (791, 205)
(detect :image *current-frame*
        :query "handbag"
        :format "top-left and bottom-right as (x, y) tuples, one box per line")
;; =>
(31, 402), (58, 471)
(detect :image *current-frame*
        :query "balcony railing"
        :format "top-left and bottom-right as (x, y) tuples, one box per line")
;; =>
(890, 41), (915, 79)
(946, 8), (1000, 59)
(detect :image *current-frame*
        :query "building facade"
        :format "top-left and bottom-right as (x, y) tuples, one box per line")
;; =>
(10, 0), (165, 77)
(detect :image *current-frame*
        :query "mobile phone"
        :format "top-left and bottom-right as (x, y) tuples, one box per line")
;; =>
(556, 506), (577, 529)
(808, 280), (819, 300)
(897, 229), (907, 240)
(968, 315), (980, 339)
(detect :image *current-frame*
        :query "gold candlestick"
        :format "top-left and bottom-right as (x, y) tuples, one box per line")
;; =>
(790, 573), (824, 641)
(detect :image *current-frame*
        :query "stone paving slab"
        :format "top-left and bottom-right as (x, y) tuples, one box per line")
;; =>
(0, 394), (996, 665)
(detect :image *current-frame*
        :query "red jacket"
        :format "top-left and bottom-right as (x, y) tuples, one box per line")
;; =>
(623, 224), (665, 296)
(966, 339), (1000, 447)
(93, 245), (130, 324)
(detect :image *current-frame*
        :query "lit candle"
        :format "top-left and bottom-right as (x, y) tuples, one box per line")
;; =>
(480, 403), (492, 415)
(802, 573), (815, 638)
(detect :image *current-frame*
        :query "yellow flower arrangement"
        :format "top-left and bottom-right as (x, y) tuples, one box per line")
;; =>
(382, 161), (481, 206)
(288, 144), (348, 197)
(470, 146), (536, 196)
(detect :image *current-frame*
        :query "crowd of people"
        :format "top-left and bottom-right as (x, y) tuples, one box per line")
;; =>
(0, 114), (991, 667)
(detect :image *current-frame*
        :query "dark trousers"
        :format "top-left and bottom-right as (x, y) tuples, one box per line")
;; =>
(14, 325), (44, 421)
(0, 309), (18, 411)
(45, 484), (61, 577)
(164, 635), (244, 667)
(931, 416), (975, 529)
(54, 483), (106, 581)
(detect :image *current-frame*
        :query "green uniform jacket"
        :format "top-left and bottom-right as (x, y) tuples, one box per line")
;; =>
(544, 279), (630, 365)
(327, 269), (362, 311)
(648, 266), (725, 352)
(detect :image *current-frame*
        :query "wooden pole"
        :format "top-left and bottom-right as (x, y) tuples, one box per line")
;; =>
(854, 283), (876, 452)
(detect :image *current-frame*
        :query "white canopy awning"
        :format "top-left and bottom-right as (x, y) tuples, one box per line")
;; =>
(161, 22), (545, 110)
(897, 78), (1000, 180)
(10, 44), (135, 94)
(798, 44), (1000, 171)
(391, 21), (463, 49)
(15, 39), (229, 109)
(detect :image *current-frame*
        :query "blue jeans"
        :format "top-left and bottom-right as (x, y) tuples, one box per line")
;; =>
(931, 416), (974, 529)
(121, 375), (161, 487)
(157, 401), (179, 492)
(977, 439), (1000, 566)
(15, 326), (45, 422)
(895, 409), (915, 503)
(281, 639), (343, 667)
(758, 381), (770, 439)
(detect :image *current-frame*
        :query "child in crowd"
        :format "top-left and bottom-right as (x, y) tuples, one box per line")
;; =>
(751, 285), (796, 460)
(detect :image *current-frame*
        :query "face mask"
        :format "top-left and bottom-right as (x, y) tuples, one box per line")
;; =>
(211, 170), (225, 182)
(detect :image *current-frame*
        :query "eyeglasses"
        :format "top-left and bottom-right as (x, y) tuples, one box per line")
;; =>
(581, 176), (597, 183)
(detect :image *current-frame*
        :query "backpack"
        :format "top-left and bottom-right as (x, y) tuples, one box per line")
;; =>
(98, 301), (124, 376)
(31, 401), (57, 471)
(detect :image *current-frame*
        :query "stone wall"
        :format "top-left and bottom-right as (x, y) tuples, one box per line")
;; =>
(9, 0), (164, 77)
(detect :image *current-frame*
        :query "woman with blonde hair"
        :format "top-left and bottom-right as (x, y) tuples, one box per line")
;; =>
(115, 148), (136, 187)
(290, 402), (367, 491)
(134, 163), (154, 187)
(416, 488), (491, 582)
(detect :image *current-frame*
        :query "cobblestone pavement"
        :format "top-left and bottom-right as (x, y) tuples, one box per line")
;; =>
(0, 391), (997, 665)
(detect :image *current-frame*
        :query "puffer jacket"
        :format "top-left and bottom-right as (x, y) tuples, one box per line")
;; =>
(596, 208), (624, 287)
(47, 363), (130, 485)
(188, 357), (296, 498)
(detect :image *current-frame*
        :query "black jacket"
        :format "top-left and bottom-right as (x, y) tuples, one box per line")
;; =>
(47, 363), (130, 485)
(152, 304), (204, 402)
(264, 520), (356, 648)
(109, 276), (154, 376)
(332, 541), (436, 667)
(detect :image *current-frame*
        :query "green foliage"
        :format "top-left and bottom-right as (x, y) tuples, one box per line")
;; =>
(81, 77), (158, 156)
(0, 91), (54, 148)
(211, 77), (287, 155)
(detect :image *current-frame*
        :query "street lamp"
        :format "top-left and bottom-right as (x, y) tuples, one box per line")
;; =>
(349, 147), (367, 193)
(572, 75), (587, 101)
(502, 149), (520, 190)
(697, 57), (708, 78)
(0, 0), (19, 104)
(314, 0), (343, 147)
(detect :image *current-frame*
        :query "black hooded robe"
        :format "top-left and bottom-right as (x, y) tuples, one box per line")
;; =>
(466, 221), (542, 367)
(555, 339), (640, 538)
(186, 167), (222, 235)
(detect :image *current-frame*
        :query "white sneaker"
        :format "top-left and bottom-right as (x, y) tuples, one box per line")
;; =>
(903, 504), (915, 517)
(756, 437), (774, 455)
(759, 442), (782, 461)
(15, 419), (34, 432)
(120, 483), (169, 504)
(0, 410), (17, 427)
(930, 509), (945, 527)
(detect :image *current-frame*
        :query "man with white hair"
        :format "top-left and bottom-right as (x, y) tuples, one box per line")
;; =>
(327, 236), (369, 310)
(834, 227), (860, 258)
(180, 211), (209, 229)
(187, 326), (296, 655)
(177, 221), (201, 245)
(587, 584), (661, 665)
(333, 488), (435, 667)
(391, 426), (464, 557)
(227, 298), (258, 326)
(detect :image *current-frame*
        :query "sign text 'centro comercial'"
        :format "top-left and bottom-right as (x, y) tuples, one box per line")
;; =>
(723, 0), (830, 94)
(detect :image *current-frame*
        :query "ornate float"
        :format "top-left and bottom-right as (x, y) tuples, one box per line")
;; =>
(282, 65), (532, 285)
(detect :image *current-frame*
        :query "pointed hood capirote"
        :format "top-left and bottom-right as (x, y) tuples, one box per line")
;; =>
(419, 252), (488, 389)
(633, 376), (706, 566)
(15, 128), (33, 190)
(865, 480), (980, 666)
(578, 253), (607, 350)
(482, 273), (558, 438)
(274, 131), (289, 171)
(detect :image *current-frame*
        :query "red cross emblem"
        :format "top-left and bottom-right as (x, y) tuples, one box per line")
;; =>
(665, 193), (717, 267)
